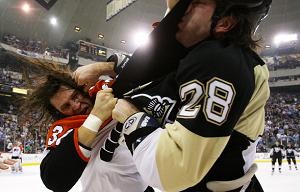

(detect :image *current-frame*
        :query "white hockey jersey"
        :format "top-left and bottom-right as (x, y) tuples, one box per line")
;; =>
(80, 120), (148, 192)
(11, 146), (22, 158)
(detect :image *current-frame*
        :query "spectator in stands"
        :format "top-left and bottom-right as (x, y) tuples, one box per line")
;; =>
(294, 132), (299, 147)
(2, 34), (68, 59)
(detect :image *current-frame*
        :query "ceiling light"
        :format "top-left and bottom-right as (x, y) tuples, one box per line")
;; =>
(98, 34), (104, 39)
(120, 40), (126, 44)
(74, 26), (81, 32)
(274, 33), (298, 46)
(50, 17), (57, 26)
(22, 3), (31, 13)
(133, 30), (150, 47)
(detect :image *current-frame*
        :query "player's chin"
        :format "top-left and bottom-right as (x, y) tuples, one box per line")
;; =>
(176, 32), (199, 48)
(176, 33), (190, 48)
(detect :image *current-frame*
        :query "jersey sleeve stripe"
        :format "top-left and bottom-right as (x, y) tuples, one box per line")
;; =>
(73, 129), (90, 162)
(233, 65), (269, 141)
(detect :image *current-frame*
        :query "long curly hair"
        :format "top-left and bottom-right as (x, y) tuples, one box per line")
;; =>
(16, 55), (86, 126)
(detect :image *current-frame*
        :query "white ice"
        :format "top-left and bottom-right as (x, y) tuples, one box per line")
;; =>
(0, 162), (299, 192)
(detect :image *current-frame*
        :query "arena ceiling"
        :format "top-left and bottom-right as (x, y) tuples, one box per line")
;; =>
(0, 0), (300, 53)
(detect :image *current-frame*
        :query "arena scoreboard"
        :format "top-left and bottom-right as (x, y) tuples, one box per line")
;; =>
(78, 40), (107, 61)
(0, 84), (28, 95)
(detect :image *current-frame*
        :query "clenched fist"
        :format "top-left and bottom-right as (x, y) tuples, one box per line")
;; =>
(112, 99), (140, 123)
(90, 88), (117, 121)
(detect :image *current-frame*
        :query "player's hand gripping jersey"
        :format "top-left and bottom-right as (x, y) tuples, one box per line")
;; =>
(119, 40), (270, 191)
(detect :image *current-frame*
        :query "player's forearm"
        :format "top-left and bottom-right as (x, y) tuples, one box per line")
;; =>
(78, 126), (98, 147)
(78, 108), (110, 147)
(96, 62), (116, 77)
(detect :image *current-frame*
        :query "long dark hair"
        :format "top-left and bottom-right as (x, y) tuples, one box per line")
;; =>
(220, 6), (261, 49)
(213, 0), (268, 49)
(18, 56), (85, 125)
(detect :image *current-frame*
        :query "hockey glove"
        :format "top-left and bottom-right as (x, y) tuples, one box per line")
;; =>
(121, 112), (160, 153)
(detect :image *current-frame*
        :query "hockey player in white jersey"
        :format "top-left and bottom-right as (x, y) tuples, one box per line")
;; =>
(23, 63), (153, 192)
(11, 142), (23, 173)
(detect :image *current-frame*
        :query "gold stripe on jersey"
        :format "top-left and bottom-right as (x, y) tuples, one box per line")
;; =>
(233, 64), (270, 141)
(156, 121), (230, 191)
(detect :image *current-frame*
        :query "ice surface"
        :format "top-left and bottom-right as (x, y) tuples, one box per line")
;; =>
(0, 162), (299, 192)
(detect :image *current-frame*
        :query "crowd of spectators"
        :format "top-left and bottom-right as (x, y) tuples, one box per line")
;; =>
(269, 75), (300, 84)
(263, 55), (300, 71)
(0, 58), (45, 154)
(0, 114), (45, 154)
(1, 34), (128, 65)
(257, 92), (300, 152)
(2, 34), (69, 59)
(0, 68), (26, 88)
(0, 112), (46, 154)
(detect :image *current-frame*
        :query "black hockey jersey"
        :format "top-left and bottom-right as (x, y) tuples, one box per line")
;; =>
(270, 144), (284, 157)
(125, 40), (270, 191)
(286, 146), (297, 158)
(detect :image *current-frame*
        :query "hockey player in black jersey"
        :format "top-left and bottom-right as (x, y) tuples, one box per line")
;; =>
(112, 0), (272, 191)
(270, 141), (284, 173)
(286, 143), (298, 170)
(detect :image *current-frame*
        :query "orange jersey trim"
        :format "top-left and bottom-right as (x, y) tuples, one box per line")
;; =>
(46, 115), (112, 161)
(46, 115), (88, 149)
(73, 128), (90, 162)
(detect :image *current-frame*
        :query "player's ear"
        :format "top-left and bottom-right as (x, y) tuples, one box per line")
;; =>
(214, 16), (237, 34)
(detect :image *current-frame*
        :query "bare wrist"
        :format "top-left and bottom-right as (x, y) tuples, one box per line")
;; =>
(90, 110), (105, 122)
(78, 127), (97, 147)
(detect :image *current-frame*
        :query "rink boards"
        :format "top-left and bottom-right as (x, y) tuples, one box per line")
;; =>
(1, 153), (299, 166)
